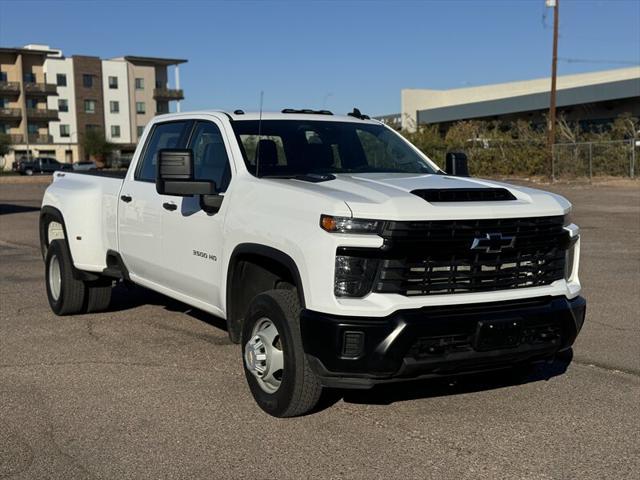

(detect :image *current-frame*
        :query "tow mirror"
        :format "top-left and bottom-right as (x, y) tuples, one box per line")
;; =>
(445, 152), (470, 177)
(156, 149), (216, 196)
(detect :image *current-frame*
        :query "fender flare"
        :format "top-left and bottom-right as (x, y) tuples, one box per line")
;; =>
(225, 243), (306, 342)
(39, 206), (68, 260)
(40, 206), (99, 282)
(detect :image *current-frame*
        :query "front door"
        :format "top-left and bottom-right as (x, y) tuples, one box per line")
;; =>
(160, 119), (234, 310)
(118, 120), (193, 286)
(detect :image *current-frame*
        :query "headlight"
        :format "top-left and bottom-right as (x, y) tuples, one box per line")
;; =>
(334, 255), (379, 297)
(320, 215), (383, 234)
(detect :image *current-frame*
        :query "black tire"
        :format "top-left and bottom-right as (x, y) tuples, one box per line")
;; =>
(25, 169), (33, 176)
(242, 289), (322, 417)
(86, 279), (113, 313)
(45, 240), (86, 315)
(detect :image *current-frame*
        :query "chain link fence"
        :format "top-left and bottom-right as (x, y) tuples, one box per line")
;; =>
(418, 139), (637, 180)
(552, 139), (637, 180)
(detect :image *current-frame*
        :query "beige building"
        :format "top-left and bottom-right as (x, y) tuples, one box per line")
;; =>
(0, 45), (186, 170)
(120, 56), (185, 144)
(0, 47), (63, 169)
(396, 67), (640, 132)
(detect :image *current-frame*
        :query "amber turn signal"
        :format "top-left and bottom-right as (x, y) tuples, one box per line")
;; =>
(320, 215), (337, 232)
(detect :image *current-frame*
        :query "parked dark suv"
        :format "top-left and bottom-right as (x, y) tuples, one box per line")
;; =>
(13, 157), (72, 175)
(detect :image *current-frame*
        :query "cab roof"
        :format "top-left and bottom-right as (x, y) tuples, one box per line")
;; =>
(154, 109), (381, 125)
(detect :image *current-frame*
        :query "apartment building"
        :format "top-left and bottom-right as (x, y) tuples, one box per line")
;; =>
(0, 44), (186, 169)
(102, 59), (132, 144)
(0, 47), (61, 168)
(44, 53), (78, 162)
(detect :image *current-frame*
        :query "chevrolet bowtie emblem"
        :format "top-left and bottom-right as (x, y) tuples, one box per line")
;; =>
(470, 233), (515, 253)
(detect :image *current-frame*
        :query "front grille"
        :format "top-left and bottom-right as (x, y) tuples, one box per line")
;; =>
(373, 216), (568, 296)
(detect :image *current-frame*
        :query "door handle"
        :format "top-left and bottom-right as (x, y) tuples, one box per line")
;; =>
(120, 195), (132, 203)
(162, 202), (177, 211)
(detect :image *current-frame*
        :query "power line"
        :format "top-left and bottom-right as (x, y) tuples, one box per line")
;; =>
(558, 57), (639, 66)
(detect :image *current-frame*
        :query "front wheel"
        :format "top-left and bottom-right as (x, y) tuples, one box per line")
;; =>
(25, 169), (34, 176)
(242, 290), (322, 417)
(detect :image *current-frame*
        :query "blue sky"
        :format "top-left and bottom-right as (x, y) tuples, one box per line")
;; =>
(1, 0), (638, 116)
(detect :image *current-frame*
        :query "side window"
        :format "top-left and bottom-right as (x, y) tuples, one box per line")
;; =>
(136, 121), (191, 182)
(188, 121), (232, 192)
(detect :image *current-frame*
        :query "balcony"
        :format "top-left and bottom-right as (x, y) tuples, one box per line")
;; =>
(0, 107), (22, 120)
(24, 82), (58, 96)
(27, 108), (59, 121)
(8, 134), (24, 144)
(27, 133), (54, 144)
(153, 88), (184, 100)
(0, 81), (21, 96)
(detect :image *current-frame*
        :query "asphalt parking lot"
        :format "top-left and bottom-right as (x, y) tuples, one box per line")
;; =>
(1, 180), (639, 479)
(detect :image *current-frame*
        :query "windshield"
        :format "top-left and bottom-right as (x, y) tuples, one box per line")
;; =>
(231, 120), (439, 177)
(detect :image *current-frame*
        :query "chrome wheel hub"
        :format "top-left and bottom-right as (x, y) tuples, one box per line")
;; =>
(244, 318), (284, 393)
(49, 254), (61, 301)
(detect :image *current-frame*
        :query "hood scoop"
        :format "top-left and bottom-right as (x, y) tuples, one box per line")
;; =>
(412, 188), (516, 203)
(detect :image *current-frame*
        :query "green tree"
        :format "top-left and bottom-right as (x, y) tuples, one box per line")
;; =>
(0, 133), (11, 157)
(610, 113), (638, 140)
(0, 133), (11, 170)
(402, 124), (447, 167)
(81, 129), (113, 168)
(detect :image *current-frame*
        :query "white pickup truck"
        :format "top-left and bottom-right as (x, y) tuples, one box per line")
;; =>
(40, 109), (586, 417)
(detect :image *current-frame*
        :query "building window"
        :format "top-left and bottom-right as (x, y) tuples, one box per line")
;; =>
(0, 98), (5, 108)
(58, 99), (69, 112)
(26, 98), (38, 109)
(110, 101), (119, 113)
(0, 71), (7, 82)
(108, 76), (118, 89)
(135, 78), (144, 90)
(56, 74), (67, 87)
(83, 74), (93, 88)
(136, 102), (146, 114)
(60, 124), (70, 137)
(24, 72), (36, 83)
(137, 126), (145, 137)
(84, 99), (96, 113)
(27, 123), (38, 134)
(86, 124), (100, 132)
(111, 125), (121, 138)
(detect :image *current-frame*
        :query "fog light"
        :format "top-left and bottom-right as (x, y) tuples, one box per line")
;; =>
(334, 255), (378, 297)
(342, 331), (365, 358)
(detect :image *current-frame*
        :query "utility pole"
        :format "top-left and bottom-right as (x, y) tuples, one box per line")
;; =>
(547, 0), (559, 180)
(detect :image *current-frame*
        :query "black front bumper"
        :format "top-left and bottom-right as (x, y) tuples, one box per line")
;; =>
(301, 295), (586, 389)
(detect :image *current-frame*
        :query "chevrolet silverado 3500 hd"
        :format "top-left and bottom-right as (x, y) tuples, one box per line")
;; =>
(40, 109), (586, 417)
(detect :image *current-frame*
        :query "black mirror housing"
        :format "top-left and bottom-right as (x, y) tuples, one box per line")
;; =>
(445, 152), (470, 177)
(158, 148), (193, 180)
(156, 149), (216, 196)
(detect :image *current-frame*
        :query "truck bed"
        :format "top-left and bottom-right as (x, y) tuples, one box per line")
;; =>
(44, 171), (125, 271)
(67, 169), (128, 179)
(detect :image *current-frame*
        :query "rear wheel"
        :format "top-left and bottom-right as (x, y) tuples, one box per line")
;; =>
(242, 289), (322, 417)
(45, 240), (86, 315)
(86, 279), (113, 313)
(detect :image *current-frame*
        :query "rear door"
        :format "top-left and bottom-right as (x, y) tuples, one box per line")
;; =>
(118, 120), (193, 285)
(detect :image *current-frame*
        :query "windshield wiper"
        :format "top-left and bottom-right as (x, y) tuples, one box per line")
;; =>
(260, 173), (336, 183)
